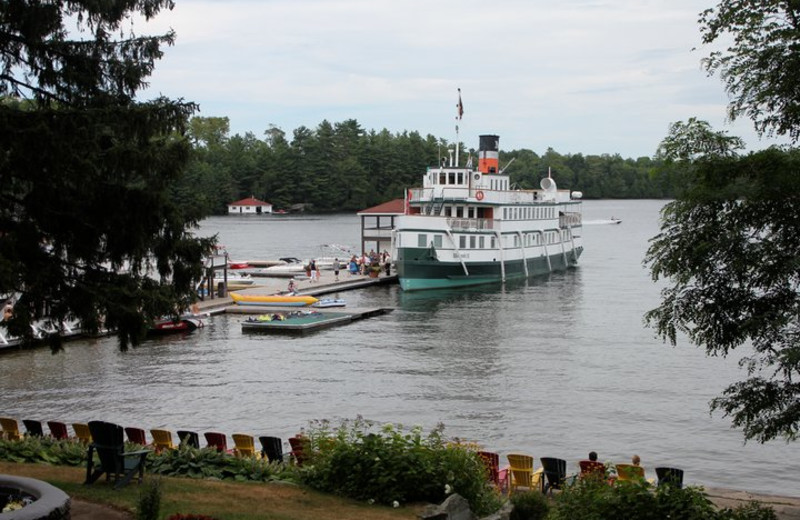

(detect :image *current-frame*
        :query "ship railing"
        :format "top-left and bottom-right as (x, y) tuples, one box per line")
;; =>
(447, 218), (494, 231)
(560, 212), (582, 228)
(409, 186), (471, 202)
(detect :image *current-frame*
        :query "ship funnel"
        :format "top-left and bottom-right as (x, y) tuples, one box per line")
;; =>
(478, 135), (499, 174)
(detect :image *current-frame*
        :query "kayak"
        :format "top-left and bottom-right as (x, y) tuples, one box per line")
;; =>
(230, 292), (318, 307)
(312, 298), (346, 308)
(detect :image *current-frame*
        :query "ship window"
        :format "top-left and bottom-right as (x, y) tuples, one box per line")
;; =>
(457, 172), (464, 184)
(434, 235), (443, 248)
(491, 236), (496, 248)
(439, 171), (446, 184)
(418, 234), (427, 247)
(470, 236), (476, 249)
(479, 236), (485, 249)
(459, 235), (466, 248)
(503, 208), (508, 219)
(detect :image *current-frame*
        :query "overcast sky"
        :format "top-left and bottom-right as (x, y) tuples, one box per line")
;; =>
(139, 0), (790, 158)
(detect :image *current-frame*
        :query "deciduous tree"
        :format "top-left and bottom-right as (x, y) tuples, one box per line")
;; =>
(646, 120), (800, 442)
(700, 0), (800, 141)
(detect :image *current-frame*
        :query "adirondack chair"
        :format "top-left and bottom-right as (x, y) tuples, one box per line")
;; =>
(204, 432), (228, 453)
(507, 453), (543, 495)
(478, 451), (509, 492)
(259, 436), (284, 463)
(72, 422), (92, 444)
(23, 419), (44, 437)
(0, 417), (21, 440)
(177, 430), (200, 449)
(540, 457), (568, 494)
(288, 436), (308, 466)
(656, 467), (684, 489)
(232, 433), (261, 458)
(47, 421), (69, 440)
(124, 427), (148, 446)
(150, 429), (175, 452)
(84, 421), (151, 489)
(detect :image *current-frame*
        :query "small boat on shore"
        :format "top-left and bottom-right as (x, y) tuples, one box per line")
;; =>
(230, 292), (318, 307)
(149, 316), (204, 335)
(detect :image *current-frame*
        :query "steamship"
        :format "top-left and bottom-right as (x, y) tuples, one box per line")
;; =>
(393, 134), (584, 291)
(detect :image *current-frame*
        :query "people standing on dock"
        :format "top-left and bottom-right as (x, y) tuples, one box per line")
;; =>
(333, 258), (340, 281)
(361, 253), (369, 275)
(349, 256), (359, 276)
(305, 262), (312, 280)
(287, 278), (298, 295)
(382, 250), (391, 276)
(310, 259), (318, 282)
(314, 260), (321, 282)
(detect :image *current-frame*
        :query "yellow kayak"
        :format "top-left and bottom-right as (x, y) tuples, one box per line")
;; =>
(230, 292), (318, 307)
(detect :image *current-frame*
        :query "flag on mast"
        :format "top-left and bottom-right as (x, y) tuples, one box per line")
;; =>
(457, 88), (464, 120)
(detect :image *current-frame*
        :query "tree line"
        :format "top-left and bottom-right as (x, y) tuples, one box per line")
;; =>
(181, 116), (679, 215)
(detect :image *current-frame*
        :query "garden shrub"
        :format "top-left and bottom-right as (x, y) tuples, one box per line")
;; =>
(136, 477), (162, 520)
(145, 443), (300, 484)
(509, 490), (549, 520)
(298, 417), (504, 516)
(717, 501), (778, 520)
(0, 436), (86, 466)
(549, 478), (777, 520)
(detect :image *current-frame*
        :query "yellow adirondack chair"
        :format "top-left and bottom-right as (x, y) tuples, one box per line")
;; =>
(616, 463), (645, 482)
(0, 417), (22, 441)
(150, 429), (175, 452)
(507, 453), (543, 495)
(232, 433), (261, 458)
(72, 422), (92, 444)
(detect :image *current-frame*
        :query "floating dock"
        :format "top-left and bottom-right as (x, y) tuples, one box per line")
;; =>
(230, 305), (392, 335)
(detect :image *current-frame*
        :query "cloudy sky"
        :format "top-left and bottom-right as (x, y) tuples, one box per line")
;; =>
(139, 0), (789, 158)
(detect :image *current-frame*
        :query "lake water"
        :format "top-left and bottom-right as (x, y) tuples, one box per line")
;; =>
(1, 200), (797, 496)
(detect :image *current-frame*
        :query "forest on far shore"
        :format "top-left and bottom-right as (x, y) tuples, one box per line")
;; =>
(179, 116), (687, 215)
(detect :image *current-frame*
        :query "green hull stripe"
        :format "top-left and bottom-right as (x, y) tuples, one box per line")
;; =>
(397, 246), (583, 291)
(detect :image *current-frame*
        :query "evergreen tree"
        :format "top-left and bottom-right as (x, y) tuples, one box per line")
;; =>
(0, 0), (212, 349)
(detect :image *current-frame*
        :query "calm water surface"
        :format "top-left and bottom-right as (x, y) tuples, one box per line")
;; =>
(2, 200), (797, 496)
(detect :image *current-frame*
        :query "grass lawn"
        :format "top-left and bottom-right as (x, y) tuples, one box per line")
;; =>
(0, 461), (422, 519)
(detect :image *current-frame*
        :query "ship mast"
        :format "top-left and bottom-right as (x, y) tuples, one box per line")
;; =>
(454, 88), (463, 167)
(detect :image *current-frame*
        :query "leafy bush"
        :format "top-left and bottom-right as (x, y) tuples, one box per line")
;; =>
(145, 443), (300, 484)
(509, 490), (549, 520)
(717, 501), (778, 520)
(550, 478), (716, 520)
(298, 417), (504, 516)
(549, 478), (777, 520)
(136, 477), (162, 520)
(0, 436), (86, 466)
